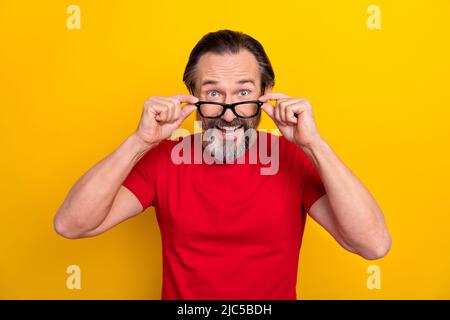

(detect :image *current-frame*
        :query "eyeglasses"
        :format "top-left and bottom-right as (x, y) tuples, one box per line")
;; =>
(194, 100), (263, 119)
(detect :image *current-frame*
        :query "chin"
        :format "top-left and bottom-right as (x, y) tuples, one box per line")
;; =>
(205, 137), (247, 163)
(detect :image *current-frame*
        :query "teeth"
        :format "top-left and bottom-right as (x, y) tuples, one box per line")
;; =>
(218, 126), (241, 131)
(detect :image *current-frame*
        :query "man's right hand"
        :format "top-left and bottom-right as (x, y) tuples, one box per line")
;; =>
(133, 94), (199, 147)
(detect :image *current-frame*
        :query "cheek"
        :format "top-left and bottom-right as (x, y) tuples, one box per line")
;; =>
(203, 118), (217, 129)
(244, 114), (261, 129)
(196, 112), (211, 128)
(242, 119), (252, 128)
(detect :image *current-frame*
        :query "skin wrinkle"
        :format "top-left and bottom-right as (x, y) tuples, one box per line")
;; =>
(193, 50), (265, 163)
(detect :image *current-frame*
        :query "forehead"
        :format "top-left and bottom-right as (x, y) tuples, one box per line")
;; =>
(195, 49), (260, 89)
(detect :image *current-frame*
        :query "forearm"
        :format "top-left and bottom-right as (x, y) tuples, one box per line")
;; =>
(301, 139), (391, 257)
(54, 134), (154, 236)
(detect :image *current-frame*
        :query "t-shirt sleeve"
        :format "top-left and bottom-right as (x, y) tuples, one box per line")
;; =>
(301, 152), (327, 214)
(122, 144), (160, 210)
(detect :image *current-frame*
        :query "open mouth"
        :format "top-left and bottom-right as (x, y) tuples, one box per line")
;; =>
(215, 125), (244, 140)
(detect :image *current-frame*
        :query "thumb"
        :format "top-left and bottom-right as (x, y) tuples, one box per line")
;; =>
(261, 102), (275, 120)
(180, 104), (197, 121)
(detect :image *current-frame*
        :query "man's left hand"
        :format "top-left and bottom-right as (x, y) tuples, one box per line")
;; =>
(259, 92), (323, 150)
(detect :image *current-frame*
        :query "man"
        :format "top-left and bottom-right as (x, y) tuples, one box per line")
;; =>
(54, 30), (391, 300)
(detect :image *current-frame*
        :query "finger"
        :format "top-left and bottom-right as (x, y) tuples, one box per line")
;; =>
(274, 100), (289, 126)
(168, 99), (179, 123)
(173, 94), (199, 104)
(179, 103), (197, 121)
(286, 99), (311, 115)
(156, 97), (179, 123)
(274, 104), (287, 126)
(166, 97), (188, 123)
(152, 104), (169, 122)
(151, 97), (171, 122)
(158, 99), (174, 123)
(286, 104), (302, 124)
(279, 100), (289, 123)
(172, 105), (182, 122)
(280, 99), (307, 123)
(285, 99), (308, 123)
(259, 92), (291, 102)
(282, 98), (306, 107)
(261, 102), (275, 120)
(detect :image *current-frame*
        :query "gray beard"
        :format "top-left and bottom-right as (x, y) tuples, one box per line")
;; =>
(202, 128), (257, 163)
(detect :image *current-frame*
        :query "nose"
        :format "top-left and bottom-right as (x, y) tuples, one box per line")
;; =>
(221, 108), (236, 122)
(221, 96), (236, 122)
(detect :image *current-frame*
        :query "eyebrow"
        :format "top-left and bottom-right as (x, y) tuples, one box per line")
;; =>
(200, 79), (256, 87)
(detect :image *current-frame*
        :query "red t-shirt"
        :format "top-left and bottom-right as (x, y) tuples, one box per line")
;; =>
(122, 131), (326, 300)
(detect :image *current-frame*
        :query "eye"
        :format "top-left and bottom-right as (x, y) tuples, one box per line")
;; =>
(238, 90), (250, 96)
(207, 90), (220, 98)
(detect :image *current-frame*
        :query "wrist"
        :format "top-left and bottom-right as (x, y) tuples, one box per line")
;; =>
(127, 133), (157, 162)
(297, 135), (326, 153)
(298, 137), (329, 168)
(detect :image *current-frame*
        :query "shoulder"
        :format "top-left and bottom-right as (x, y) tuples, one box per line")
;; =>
(138, 134), (198, 163)
(136, 137), (180, 166)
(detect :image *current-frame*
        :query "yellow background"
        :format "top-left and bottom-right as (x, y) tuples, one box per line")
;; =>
(1, 0), (449, 299)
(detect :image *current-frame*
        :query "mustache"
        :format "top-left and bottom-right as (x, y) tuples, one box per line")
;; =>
(204, 118), (245, 129)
